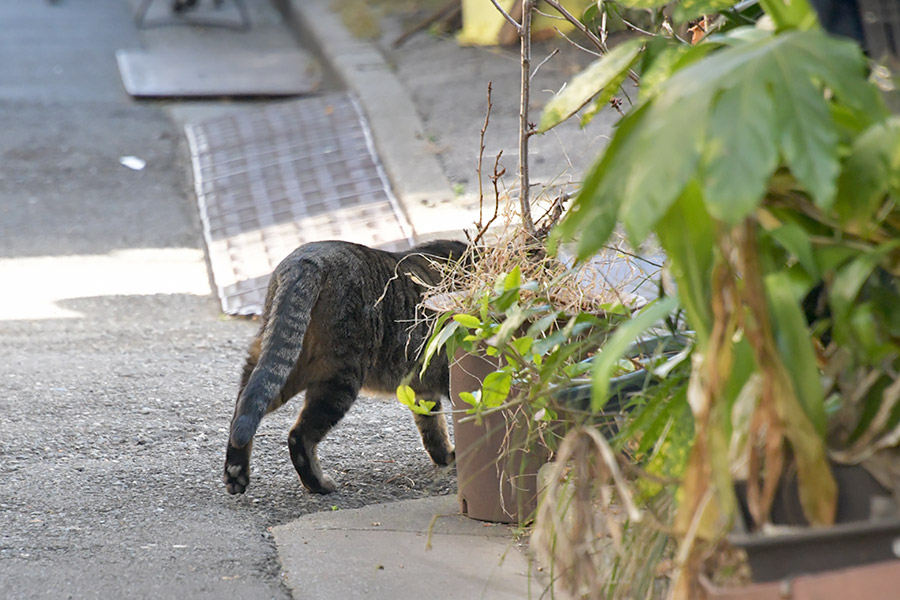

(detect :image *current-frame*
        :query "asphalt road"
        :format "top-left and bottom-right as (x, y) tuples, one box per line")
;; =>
(0, 2), (453, 598)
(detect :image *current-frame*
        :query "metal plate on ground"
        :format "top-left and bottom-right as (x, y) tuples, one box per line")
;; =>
(116, 48), (320, 97)
(186, 93), (414, 315)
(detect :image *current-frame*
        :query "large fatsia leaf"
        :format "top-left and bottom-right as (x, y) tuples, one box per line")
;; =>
(537, 39), (643, 133)
(776, 77), (840, 208)
(702, 72), (779, 222)
(698, 30), (880, 214)
(620, 87), (712, 242)
(638, 40), (717, 102)
(576, 30), (881, 249)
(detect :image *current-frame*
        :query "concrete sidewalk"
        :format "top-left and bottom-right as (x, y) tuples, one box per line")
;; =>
(273, 495), (543, 599)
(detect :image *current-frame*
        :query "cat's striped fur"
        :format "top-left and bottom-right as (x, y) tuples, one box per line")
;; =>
(224, 239), (466, 495)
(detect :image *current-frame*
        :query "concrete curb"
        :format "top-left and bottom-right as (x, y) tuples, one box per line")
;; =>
(283, 0), (475, 242)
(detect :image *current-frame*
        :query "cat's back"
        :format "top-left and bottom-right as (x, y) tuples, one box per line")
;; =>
(277, 240), (394, 272)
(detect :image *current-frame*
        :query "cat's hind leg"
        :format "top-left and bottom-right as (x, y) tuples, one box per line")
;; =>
(288, 375), (359, 494)
(224, 338), (302, 494)
(223, 338), (261, 494)
(413, 396), (455, 466)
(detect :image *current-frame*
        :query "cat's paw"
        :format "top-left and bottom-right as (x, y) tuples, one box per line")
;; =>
(224, 462), (250, 494)
(301, 473), (337, 495)
(428, 445), (455, 467)
(224, 443), (251, 494)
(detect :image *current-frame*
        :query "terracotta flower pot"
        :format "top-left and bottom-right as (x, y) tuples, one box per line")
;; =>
(701, 560), (900, 599)
(449, 350), (548, 524)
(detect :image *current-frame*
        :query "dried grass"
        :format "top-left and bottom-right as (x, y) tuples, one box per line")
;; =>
(533, 427), (675, 600)
(424, 195), (657, 318)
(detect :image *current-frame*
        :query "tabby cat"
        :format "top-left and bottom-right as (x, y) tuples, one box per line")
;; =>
(223, 239), (467, 495)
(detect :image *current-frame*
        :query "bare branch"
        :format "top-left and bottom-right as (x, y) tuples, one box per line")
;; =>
(476, 82), (493, 232)
(473, 151), (505, 244)
(542, 0), (604, 53)
(518, 0), (536, 235)
(487, 0), (522, 34)
(553, 27), (601, 57)
(543, 0), (641, 86)
(530, 48), (559, 82)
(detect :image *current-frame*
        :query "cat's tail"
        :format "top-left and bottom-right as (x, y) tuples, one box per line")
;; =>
(229, 261), (322, 448)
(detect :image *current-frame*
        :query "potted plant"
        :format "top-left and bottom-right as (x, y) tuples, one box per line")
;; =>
(534, 0), (900, 596)
(395, 0), (675, 527)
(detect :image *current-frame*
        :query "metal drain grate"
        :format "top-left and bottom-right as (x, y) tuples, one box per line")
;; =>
(186, 93), (414, 315)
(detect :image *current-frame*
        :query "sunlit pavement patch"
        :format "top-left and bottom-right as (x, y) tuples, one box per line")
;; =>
(0, 249), (211, 321)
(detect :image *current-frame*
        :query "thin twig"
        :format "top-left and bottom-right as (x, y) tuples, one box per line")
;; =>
(604, 244), (664, 269)
(553, 27), (602, 57)
(530, 48), (559, 82)
(476, 82), (493, 231)
(620, 16), (655, 37)
(543, 0), (605, 52)
(488, 0), (522, 33)
(474, 151), (505, 244)
(543, 0), (641, 86)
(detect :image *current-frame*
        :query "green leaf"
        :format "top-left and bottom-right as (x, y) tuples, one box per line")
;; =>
(531, 313), (597, 357)
(757, 0), (818, 30)
(707, 26), (771, 46)
(490, 303), (529, 348)
(774, 75), (839, 210)
(459, 391), (478, 407)
(396, 385), (435, 415)
(591, 296), (679, 411)
(655, 182), (715, 345)
(764, 221), (820, 279)
(481, 371), (512, 408)
(835, 118), (900, 227)
(564, 361), (593, 378)
(538, 39), (643, 133)
(552, 100), (653, 260)
(579, 68), (629, 128)
(525, 311), (561, 338)
(453, 313), (482, 329)
(613, 0), (669, 8)
(397, 384), (416, 406)
(492, 288), (519, 313)
(559, 30), (877, 257)
(638, 41), (716, 103)
(503, 265), (521, 291)
(848, 302), (892, 362)
(765, 272), (826, 435)
(701, 66), (778, 223)
(673, 0), (739, 23)
(420, 320), (459, 378)
(830, 241), (900, 346)
(621, 88), (711, 243)
(512, 336), (534, 357)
